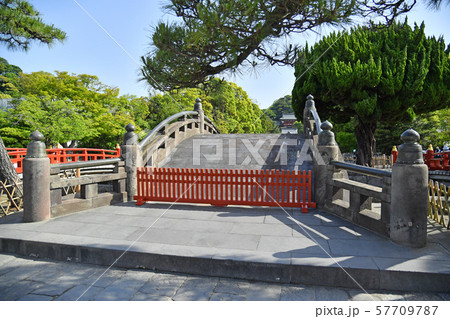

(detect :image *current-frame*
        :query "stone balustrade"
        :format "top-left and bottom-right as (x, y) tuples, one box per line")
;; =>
(305, 95), (429, 247)
(22, 98), (219, 220)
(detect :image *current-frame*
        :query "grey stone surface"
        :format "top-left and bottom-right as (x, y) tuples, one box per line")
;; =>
(90, 269), (126, 288)
(373, 257), (450, 273)
(106, 215), (159, 227)
(74, 223), (143, 241)
(162, 134), (311, 171)
(1, 202), (449, 293)
(246, 282), (281, 301)
(0, 253), (17, 267)
(230, 222), (292, 237)
(315, 286), (350, 301)
(438, 293), (450, 301)
(93, 286), (138, 301)
(131, 292), (172, 301)
(172, 277), (218, 301)
(371, 293), (406, 301)
(34, 220), (85, 234)
(0, 253), (447, 301)
(349, 290), (380, 301)
(18, 294), (53, 301)
(54, 284), (104, 301)
(257, 235), (330, 256)
(23, 157), (51, 222)
(162, 209), (215, 221)
(280, 286), (315, 301)
(31, 281), (76, 296)
(210, 293), (246, 301)
(214, 278), (250, 295)
(0, 260), (49, 286)
(153, 218), (235, 234)
(210, 210), (266, 224)
(139, 273), (187, 297)
(0, 280), (44, 301)
(403, 293), (444, 301)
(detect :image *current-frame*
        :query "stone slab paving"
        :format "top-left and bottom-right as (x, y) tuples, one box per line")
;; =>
(0, 252), (447, 301)
(0, 202), (449, 292)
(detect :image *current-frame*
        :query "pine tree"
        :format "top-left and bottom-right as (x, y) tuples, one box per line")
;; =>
(140, 0), (430, 91)
(0, 0), (66, 51)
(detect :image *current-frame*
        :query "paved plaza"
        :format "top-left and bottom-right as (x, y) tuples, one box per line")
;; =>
(0, 202), (449, 300)
(0, 252), (448, 301)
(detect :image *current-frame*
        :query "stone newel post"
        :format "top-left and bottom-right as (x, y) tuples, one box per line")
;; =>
(23, 131), (50, 222)
(390, 129), (428, 247)
(122, 123), (142, 201)
(194, 98), (205, 134)
(315, 120), (340, 207)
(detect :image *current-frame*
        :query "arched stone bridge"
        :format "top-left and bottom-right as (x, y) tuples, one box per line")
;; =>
(17, 95), (435, 248)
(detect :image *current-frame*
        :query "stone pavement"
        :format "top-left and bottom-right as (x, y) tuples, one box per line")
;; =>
(0, 202), (449, 293)
(1, 252), (448, 301)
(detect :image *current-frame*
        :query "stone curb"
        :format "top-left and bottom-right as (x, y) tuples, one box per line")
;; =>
(1, 237), (448, 293)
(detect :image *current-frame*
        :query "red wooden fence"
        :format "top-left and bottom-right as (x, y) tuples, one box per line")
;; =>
(7, 147), (121, 174)
(134, 167), (316, 213)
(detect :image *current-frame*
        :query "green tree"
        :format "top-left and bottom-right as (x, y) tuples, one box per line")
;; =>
(264, 95), (293, 122)
(147, 79), (272, 134)
(140, 0), (435, 91)
(292, 20), (450, 165)
(0, 0), (66, 51)
(375, 108), (450, 154)
(0, 0), (66, 191)
(2, 71), (149, 149)
(0, 57), (21, 97)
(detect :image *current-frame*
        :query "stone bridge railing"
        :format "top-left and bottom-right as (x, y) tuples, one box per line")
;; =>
(50, 158), (126, 218)
(121, 98), (220, 201)
(305, 95), (429, 247)
(21, 132), (127, 221)
(20, 98), (221, 221)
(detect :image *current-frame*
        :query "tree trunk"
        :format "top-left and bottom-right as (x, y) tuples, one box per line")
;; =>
(0, 135), (23, 193)
(354, 117), (377, 166)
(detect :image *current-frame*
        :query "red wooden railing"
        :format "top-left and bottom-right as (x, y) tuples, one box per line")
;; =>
(391, 145), (449, 171)
(7, 146), (121, 174)
(422, 145), (449, 171)
(134, 167), (316, 213)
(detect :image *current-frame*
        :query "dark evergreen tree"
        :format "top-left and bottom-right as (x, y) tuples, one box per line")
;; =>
(292, 20), (450, 165)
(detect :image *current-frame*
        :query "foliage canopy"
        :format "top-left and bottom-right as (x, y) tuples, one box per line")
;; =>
(0, 70), (150, 148)
(292, 20), (450, 165)
(147, 78), (276, 134)
(0, 0), (66, 51)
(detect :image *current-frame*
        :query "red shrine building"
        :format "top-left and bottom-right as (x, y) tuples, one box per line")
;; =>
(279, 113), (297, 134)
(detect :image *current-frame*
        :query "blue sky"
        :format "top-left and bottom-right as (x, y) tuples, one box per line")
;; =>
(1, 1), (449, 109)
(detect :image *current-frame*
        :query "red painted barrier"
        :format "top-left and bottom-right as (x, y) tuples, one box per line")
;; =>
(134, 167), (316, 213)
(391, 146), (398, 164)
(423, 145), (450, 171)
(7, 146), (121, 174)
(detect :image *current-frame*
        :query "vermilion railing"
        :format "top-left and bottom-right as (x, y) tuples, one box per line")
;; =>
(384, 146), (449, 171)
(134, 167), (316, 213)
(424, 149), (450, 171)
(7, 147), (121, 174)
